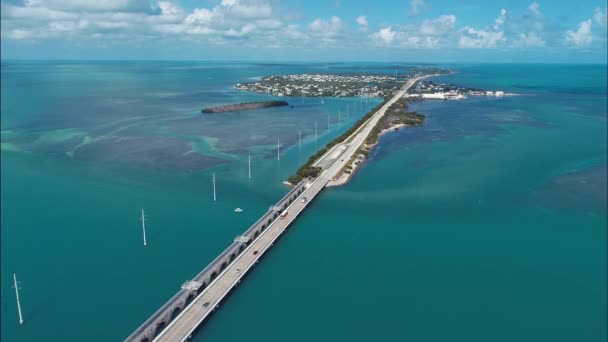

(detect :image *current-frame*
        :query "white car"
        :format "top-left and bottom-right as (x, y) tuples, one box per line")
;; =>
(301, 197), (308, 203)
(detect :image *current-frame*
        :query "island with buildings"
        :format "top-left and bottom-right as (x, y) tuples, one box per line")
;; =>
(234, 71), (449, 98)
(235, 72), (510, 101)
(405, 80), (510, 100)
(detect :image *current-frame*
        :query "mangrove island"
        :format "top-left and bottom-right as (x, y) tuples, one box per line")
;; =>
(202, 101), (289, 113)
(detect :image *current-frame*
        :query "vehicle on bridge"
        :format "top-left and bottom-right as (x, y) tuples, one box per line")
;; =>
(280, 210), (288, 219)
(301, 197), (308, 203)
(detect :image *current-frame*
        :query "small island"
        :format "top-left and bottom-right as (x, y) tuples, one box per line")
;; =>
(286, 95), (425, 186)
(234, 71), (450, 98)
(202, 101), (288, 113)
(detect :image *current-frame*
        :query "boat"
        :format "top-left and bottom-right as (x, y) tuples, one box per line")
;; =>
(234, 208), (243, 213)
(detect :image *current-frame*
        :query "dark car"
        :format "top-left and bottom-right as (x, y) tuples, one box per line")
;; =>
(253, 250), (259, 255)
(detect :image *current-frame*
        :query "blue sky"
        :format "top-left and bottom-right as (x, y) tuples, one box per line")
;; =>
(1, 0), (606, 62)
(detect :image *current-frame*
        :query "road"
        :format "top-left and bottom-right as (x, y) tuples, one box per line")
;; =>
(151, 75), (428, 342)
(154, 176), (330, 341)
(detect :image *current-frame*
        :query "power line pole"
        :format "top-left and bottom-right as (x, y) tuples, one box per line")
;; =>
(248, 154), (251, 179)
(277, 139), (280, 161)
(212, 172), (216, 202)
(141, 209), (147, 247)
(13, 273), (24, 325)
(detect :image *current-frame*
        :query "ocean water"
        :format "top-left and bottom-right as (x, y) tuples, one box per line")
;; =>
(1, 62), (606, 342)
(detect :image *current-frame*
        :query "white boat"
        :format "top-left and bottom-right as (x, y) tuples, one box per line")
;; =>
(234, 208), (243, 213)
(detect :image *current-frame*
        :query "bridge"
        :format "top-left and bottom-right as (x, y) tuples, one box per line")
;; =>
(123, 75), (428, 342)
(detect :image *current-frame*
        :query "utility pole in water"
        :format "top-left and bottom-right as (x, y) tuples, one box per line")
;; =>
(212, 172), (216, 202)
(13, 273), (24, 325)
(277, 139), (280, 161)
(141, 209), (147, 247)
(248, 155), (251, 179)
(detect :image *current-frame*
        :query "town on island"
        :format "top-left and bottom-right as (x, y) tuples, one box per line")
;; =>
(224, 69), (510, 186)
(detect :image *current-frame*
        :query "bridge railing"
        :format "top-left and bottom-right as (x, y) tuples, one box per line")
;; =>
(192, 181), (304, 282)
(124, 181), (306, 342)
(123, 289), (188, 342)
(192, 241), (241, 282)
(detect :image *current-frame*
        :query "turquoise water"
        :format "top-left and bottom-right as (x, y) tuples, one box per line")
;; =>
(1, 62), (606, 341)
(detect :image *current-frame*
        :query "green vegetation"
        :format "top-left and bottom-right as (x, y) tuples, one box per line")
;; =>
(287, 97), (392, 184)
(366, 98), (425, 145)
(201, 101), (288, 113)
(286, 95), (426, 185)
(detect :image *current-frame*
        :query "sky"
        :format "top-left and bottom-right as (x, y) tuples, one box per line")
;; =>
(1, 0), (607, 63)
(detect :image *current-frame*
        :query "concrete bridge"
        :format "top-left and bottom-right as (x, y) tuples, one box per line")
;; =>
(123, 75), (429, 342)
(123, 182), (307, 342)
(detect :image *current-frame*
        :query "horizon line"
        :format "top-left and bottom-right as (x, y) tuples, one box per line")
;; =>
(1, 58), (606, 65)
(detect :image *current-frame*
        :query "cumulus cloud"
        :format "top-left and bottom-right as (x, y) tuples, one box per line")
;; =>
(494, 8), (507, 30)
(367, 14), (457, 48)
(370, 27), (395, 45)
(409, 0), (427, 16)
(40, 0), (159, 13)
(309, 16), (342, 42)
(565, 19), (593, 47)
(528, 2), (541, 15)
(513, 31), (545, 47)
(356, 15), (368, 31)
(594, 7), (607, 27)
(1, 0), (283, 45)
(2, 0), (605, 55)
(420, 15), (456, 36)
(459, 27), (504, 48)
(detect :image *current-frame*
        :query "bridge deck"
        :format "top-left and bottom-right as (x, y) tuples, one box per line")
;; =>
(126, 75), (429, 342)
(154, 176), (330, 341)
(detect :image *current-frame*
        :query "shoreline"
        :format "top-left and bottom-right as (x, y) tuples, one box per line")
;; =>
(327, 122), (417, 187)
(285, 74), (434, 188)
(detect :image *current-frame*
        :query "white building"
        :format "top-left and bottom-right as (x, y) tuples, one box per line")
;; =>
(422, 93), (446, 100)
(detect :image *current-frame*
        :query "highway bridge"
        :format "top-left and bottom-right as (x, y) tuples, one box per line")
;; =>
(123, 75), (429, 342)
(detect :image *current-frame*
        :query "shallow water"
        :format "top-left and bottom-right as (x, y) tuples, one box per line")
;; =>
(1, 62), (606, 342)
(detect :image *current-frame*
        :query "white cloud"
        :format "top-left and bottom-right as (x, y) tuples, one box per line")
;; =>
(370, 27), (395, 45)
(528, 2), (541, 16)
(565, 19), (593, 47)
(184, 8), (217, 25)
(229, 3), (272, 19)
(594, 7), (607, 27)
(221, 0), (238, 7)
(494, 8), (507, 30)
(409, 0), (427, 16)
(255, 19), (281, 29)
(356, 15), (368, 31)
(309, 16), (342, 41)
(513, 32), (545, 47)
(43, 0), (157, 13)
(2, 0), (605, 54)
(420, 15), (456, 36)
(459, 27), (504, 48)
(367, 14), (457, 48)
(4, 28), (37, 40)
